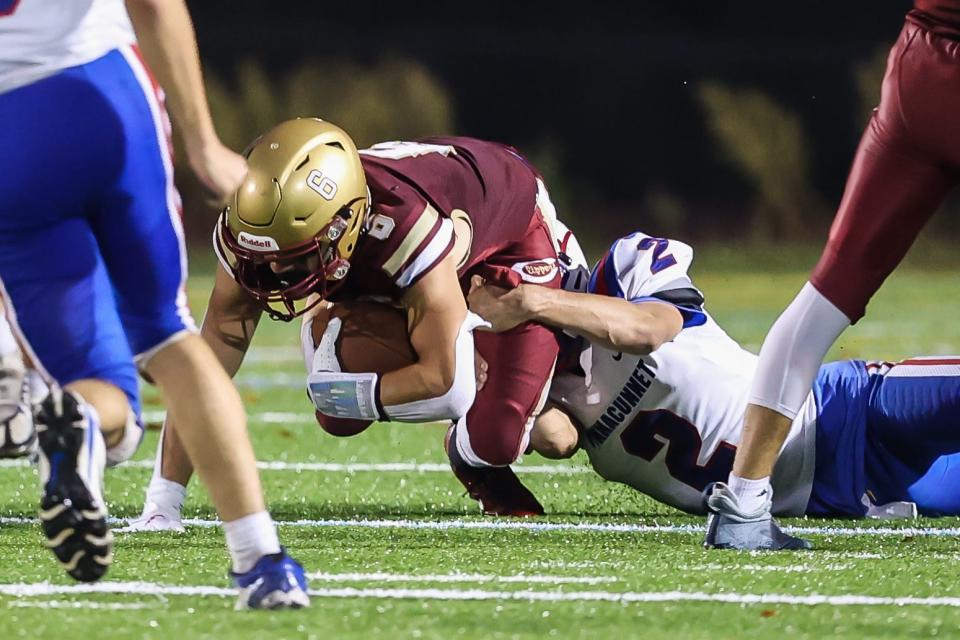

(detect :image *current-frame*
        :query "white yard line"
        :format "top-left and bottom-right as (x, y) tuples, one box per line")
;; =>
(202, 517), (960, 538)
(0, 458), (585, 475)
(1, 515), (957, 538)
(141, 410), (308, 424)
(306, 572), (616, 585)
(243, 347), (302, 363)
(7, 600), (153, 610)
(3, 581), (960, 608)
(234, 373), (303, 388)
(679, 563), (853, 573)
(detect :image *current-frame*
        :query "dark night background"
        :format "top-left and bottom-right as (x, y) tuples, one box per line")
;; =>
(181, 1), (957, 249)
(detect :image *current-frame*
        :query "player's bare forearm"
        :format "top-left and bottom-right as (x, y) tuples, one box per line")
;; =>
(471, 283), (682, 355)
(125, 0), (215, 148)
(155, 267), (259, 487)
(158, 417), (195, 485)
(379, 256), (465, 406)
(200, 266), (263, 377)
(379, 360), (455, 406)
(125, 0), (245, 200)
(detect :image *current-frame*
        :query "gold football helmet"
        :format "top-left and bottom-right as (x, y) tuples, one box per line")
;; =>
(217, 118), (369, 320)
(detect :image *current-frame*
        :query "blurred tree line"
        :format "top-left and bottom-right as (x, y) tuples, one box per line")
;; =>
(175, 23), (959, 259)
(174, 57), (455, 245)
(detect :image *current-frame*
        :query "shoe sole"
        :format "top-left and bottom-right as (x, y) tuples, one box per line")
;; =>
(37, 420), (112, 582)
(704, 514), (812, 551)
(0, 440), (35, 459)
(444, 426), (545, 517)
(236, 582), (311, 610)
(114, 515), (186, 533)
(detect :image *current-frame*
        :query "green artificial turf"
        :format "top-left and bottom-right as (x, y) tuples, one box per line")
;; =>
(1, 249), (958, 639)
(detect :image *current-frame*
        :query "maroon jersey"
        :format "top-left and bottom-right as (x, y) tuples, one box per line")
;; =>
(334, 137), (545, 301)
(909, 0), (960, 38)
(309, 139), (563, 474)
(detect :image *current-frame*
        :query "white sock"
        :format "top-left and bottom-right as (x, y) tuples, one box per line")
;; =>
(0, 314), (18, 358)
(142, 423), (187, 517)
(223, 511), (282, 573)
(26, 370), (48, 402)
(145, 477), (187, 516)
(728, 473), (772, 515)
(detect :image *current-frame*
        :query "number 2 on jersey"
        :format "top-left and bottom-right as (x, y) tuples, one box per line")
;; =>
(620, 409), (735, 491)
(637, 237), (677, 274)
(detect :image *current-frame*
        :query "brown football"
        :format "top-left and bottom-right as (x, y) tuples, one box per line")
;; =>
(308, 300), (416, 436)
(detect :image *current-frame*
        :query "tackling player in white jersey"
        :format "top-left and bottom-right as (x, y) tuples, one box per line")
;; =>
(0, 0), (308, 605)
(469, 231), (960, 526)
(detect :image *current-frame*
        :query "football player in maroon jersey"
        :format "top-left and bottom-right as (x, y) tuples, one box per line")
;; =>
(705, 0), (960, 550)
(127, 118), (575, 529)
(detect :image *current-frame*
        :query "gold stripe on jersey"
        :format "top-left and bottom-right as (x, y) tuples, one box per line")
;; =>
(382, 203), (441, 277)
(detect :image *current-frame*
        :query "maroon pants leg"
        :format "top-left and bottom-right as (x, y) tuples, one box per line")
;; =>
(457, 321), (559, 466)
(454, 207), (562, 465)
(810, 24), (960, 322)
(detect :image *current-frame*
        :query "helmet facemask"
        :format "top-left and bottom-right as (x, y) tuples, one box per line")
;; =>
(219, 197), (364, 321)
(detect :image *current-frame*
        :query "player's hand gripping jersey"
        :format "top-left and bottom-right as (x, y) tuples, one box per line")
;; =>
(549, 233), (817, 516)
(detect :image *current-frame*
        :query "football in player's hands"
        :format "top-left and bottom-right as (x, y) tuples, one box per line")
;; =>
(307, 301), (416, 436)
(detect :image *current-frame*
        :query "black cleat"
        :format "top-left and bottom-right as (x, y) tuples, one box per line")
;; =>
(36, 390), (112, 582)
(444, 425), (544, 517)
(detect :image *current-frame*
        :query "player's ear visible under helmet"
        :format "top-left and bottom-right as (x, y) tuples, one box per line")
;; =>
(218, 118), (369, 321)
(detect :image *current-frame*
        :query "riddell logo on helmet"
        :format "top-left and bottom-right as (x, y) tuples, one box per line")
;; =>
(237, 232), (280, 252)
(512, 259), (558, 284)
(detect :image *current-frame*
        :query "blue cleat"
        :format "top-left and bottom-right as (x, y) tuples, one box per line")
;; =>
(232, 550), (310, 610)
(703, 482), (812, 551)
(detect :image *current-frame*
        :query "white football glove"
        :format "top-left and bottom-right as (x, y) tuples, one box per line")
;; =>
(312, 316), (343, 373)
